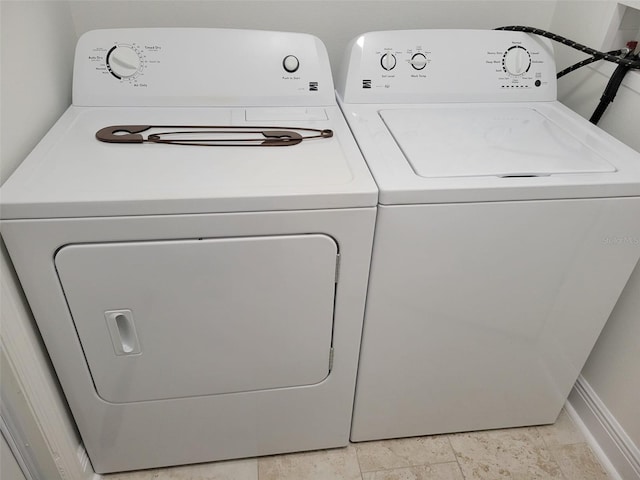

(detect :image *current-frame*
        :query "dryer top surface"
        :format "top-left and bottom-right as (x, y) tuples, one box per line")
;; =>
(0, 106), (377, 219)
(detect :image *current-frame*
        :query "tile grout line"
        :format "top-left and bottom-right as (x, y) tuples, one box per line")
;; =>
(353, 443), (367, 479)
(538, 410), (614, 479)
(545, 444), (571, 480)
(358, 459), (467, 475)
(446, 434), (468, 480)
(536, 424), (570, 480)
(354, 437), (465, 478)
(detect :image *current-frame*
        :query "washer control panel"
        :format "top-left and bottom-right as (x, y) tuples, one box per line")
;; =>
(337, 30), (557, 103)
(74, 28), (334, 106)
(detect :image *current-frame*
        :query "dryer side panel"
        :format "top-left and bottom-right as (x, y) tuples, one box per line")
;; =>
(55, 234), (337, 403)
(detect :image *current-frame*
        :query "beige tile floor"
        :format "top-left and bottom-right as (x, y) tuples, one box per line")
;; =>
(103, 409), (610, 480)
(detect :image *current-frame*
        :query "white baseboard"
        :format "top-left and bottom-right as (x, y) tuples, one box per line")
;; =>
(567, 375), (640, 480)
(76, 445), (101, 480)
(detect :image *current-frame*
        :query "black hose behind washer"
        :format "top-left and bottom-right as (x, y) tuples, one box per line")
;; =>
(496, 26), (640, 124)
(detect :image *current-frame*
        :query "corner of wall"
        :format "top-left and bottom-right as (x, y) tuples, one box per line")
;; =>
(1, 2), (94, 479)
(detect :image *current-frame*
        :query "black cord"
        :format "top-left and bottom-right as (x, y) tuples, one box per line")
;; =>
(495, 26), (640, 70)
(589, 51), (638, 124)
(496, 26), (639, 124)
(557, 49), (626, 79)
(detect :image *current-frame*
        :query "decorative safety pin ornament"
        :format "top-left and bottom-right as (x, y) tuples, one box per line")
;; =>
(96, 125), (333, 147)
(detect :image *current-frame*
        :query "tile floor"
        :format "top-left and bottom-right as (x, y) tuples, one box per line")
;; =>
(103, 409), (610, 480)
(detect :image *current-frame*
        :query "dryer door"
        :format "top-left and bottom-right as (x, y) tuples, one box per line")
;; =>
(55, 234), (338, 403)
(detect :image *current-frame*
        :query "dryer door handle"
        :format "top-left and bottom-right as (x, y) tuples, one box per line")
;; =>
(105, 310), (141, 356)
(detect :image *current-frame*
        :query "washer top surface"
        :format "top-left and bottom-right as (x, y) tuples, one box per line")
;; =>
(380, 106), (615, 178)
(0, 106), (377, 219)
(340, 101), (640, 204)
(336, 30), (640, 204)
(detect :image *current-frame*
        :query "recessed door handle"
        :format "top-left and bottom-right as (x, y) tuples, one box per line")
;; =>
(105, 310), (141, 356)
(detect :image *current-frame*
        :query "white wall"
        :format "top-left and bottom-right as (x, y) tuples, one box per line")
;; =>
(0, 2), (92, 480)
(0, 1), (76, 182)
(551, 0), (640, 448)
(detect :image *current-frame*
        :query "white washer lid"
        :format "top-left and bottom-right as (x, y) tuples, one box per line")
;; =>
(380, 107), (616, 178)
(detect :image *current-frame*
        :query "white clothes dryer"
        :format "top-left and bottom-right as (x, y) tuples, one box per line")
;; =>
(336, 29), (640, 441)
(1, 28), (377, 473)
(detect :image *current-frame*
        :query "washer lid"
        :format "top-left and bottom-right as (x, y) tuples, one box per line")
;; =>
(380, 107), (616, 178)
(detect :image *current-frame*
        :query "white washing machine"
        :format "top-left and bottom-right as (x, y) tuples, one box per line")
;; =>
(336, 29), (640, 441)
(1, 28), (377, 473)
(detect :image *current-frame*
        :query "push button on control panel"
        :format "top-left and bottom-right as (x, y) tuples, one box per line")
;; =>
(283, 55), (300, 73)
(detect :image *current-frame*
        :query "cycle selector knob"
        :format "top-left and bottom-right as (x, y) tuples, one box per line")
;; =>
(107, 45), (141, 79)
(380, 52), (397, 71)
(502, 46), (531, 76)
(410, 53), (427, 70)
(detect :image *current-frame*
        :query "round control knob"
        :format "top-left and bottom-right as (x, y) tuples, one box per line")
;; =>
(410, 53), (427, 70)
(380, 52), (396, 71)
(107, 45), (141, 79)
(502, 46), (531, 76)
(282, 55), (299, 73)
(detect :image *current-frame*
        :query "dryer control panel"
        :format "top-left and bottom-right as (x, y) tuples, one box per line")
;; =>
(74, 28), (334, 107)
(337, 30), (557, 103)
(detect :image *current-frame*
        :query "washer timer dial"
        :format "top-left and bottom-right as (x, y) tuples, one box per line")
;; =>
(107, 45), (142, 79)
(502, 46), (531, 76)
